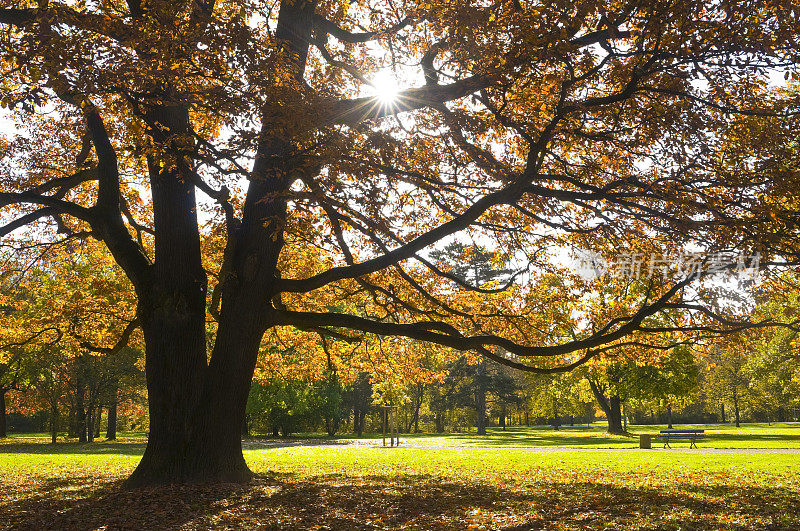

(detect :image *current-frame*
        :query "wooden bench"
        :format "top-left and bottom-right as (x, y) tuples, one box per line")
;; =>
(658, 429), (704, 449)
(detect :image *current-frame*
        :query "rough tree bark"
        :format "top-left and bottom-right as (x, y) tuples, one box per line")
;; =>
(607, 395), (624, 434)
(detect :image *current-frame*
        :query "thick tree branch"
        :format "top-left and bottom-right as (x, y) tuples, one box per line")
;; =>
(278, 181), (518, 292)
(327, 74), (495, 125)
(326, 25), (635, 126)
(0, 191), (95, 222)
(0, 8), (34, 25)
(0, 5), (132, 41)
(0, 207), (56, 238)
(82, 107), (151, 287)
(275, 275), (691, 359)
(0, 326), (63, 349)
(77, 318), (139, 355)
(313, 14), (412, 43)
(29, 167), (99, 197)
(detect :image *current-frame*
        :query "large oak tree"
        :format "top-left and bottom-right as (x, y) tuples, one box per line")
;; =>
(1, 0), (799, 485)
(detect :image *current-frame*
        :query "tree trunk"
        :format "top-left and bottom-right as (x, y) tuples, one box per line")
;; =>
(588, 379), (625, 434)
(123, 103), (213, 486)
(125, 99), (278, 486)
(189, 297), (270, 478)
(76, 373), (87, 443)
(0, 390), (6, 438)
(667, 403), (673, 429)
(86, 394), (99, 443)
(50, 402), (59, 444)
(353, 401), (367, 436)
(407, 385), (423, 433)
(476, 360), (487, 435)
(325, 415), (339, 437)
(94, 404), (102, 439)
(123, 2), (317, 488)
(408, 384), (425, 433)
(622, 402), (628, 431)
(733, 391), (741, 427)
(106, 385), (117, 440)
(435, 412), (445, 433)
(720, 403), (726, 423)
(86, 404), (95, 443)
(126, 303), (207, 481)
(126, 298), (267, 487)
(357, 411), (365, 435)
(552, 396), (560, 430)
(499, 403), (507, 430)
(353, 405), (362, 435)
(607, 395), (624, 434)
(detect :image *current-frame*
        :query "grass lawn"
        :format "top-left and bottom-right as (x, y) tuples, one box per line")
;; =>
(1, 426), (799, 529)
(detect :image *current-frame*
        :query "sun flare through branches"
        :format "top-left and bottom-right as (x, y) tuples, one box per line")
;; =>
(368, 70), (401, 107)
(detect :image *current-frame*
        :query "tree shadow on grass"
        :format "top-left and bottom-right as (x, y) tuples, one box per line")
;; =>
(2, 473), (799, 530)
(243, 438), (357, 449)
(0, 441), (146, 456)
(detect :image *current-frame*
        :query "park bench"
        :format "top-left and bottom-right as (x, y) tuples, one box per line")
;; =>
(658, 429), (704, 449)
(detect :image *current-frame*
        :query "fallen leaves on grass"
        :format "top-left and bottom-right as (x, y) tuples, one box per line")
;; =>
(1, 467), (799, 530)
(1, 440), (799, 530)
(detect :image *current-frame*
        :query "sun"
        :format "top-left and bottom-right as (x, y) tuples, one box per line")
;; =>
(369, 70), (401, 106)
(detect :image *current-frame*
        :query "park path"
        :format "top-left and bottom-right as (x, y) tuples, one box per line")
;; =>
(243, 439), (800, 453)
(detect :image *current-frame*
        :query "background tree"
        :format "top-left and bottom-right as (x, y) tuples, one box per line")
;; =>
(705, 343), (750, 428)
(312, 369), (345, 436)
(586, 365), (626, 435)
(430, 242), (511, 435)
(617, 345), (698, 429)
(347, 372), (372, 436)
(527, 371), (592, 429)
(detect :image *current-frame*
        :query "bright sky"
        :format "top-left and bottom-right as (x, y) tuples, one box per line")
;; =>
(0, 110), (13, 137)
